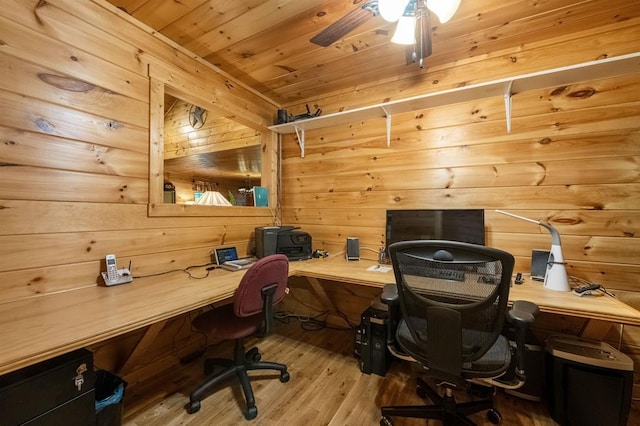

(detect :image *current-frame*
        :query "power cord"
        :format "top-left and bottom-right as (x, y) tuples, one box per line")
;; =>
(278, 289), (359, 330)
(568, 275), (616, 298)
(274, 311), (330, 331)
(133, 262), (216, 280)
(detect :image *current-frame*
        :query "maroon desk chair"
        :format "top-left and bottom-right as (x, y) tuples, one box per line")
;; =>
(186, 254), (290, 419)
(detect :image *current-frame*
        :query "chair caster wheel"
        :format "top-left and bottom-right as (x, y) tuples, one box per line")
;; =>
(244, 405), (258, 420)
(186, 400), (201, 414)
(280, 371), (290, 382)
(487, 408), (502, 424)
(380, 416), (393, 426)
(246, 347), (261, 362)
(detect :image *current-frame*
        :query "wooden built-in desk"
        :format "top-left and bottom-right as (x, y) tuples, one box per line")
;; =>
(1, 256), (639, 377)
(0, 267), (242, 376)
(291, 257), (640, 339)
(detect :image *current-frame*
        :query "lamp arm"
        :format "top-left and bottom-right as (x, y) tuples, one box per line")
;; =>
(495, 210), (561, 244)
(537, 222), (562, 246)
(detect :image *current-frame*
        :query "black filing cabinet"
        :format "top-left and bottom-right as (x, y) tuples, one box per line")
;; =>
(0, 348), (95, 426)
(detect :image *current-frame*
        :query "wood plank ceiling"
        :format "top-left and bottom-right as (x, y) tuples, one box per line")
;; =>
(106, 0), (627, 111)
(106, 0), (635, 182)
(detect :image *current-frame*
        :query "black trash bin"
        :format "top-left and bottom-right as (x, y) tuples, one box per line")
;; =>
(95, 370), (127, 426)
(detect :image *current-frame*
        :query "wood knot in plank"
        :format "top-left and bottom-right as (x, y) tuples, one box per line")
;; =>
(552, 216), (583, 225)
(534, 162), (547, 186)
(277, 65), (296, 73)
(34, 0), (48, 26)
(38, 73), (95, 92)
(550, 86), (568, 96)
(106, 121), (123, 130)
(568, 88), (596, 99)
(35, 118), (56, 133)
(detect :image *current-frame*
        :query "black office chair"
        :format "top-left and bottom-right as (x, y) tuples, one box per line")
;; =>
(186, 254), (290, 420)
(380, 240), (538, 426)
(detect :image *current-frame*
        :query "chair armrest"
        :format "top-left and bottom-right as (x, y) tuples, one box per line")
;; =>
(380, 283), (400, 347)
(381, 283), (398, 305)
(507, 300), (539, 382)
(508, 300), (539, 327)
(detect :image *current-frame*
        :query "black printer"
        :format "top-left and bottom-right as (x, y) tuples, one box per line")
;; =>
(255, 226), (312, 261)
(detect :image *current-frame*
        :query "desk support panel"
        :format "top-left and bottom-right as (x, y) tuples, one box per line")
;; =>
(118, 321), (167, 376)
(305, 277), (344, 324)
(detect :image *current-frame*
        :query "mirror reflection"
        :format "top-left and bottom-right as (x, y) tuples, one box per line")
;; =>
(162, 93), (262, 206)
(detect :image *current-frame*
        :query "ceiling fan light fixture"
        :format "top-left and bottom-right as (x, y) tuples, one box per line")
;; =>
(426, 0), (461, 23)
(391, 15), (417, 45)
(378, 0), (411, 22)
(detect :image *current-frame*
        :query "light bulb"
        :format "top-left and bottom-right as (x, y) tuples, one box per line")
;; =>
(378, 0), (411, 23)
(391, 16), (417, 45)
(427, 0), (461, 24)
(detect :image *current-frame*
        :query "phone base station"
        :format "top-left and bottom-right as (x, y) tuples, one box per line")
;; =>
(101, 269), (133, 286)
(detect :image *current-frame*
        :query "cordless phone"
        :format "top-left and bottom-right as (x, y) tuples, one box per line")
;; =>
(101, 254), (133, 286)
(105, 254), (119, 283)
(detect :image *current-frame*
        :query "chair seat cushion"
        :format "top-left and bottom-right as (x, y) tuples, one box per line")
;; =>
(396, 320), (511, 379)
(193, 304), (263, 340)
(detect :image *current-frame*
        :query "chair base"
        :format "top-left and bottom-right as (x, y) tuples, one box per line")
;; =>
(380, 377), (501, 426)
(186, 338), (289, 420)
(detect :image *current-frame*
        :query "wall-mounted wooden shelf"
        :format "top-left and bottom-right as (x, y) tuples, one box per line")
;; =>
(268, 52), (640, 157)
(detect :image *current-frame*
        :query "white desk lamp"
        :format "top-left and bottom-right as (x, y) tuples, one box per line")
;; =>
(496, 210), (570, 292)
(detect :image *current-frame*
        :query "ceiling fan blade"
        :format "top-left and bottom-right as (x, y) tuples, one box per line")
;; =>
(405, 10), (432, 67)
(310, 4), (374, 47)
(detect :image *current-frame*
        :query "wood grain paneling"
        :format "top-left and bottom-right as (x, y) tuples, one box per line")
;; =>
(1, 0), (640, 419)
(0, 1), (277, 299)
(0, 55), (148, 128)
(0, 90), (147, 153)
(0, 128), (147, 179)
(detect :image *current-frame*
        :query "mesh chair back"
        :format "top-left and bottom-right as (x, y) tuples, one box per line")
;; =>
(234, 254), (289, 317)
(389, 240), (514, 377)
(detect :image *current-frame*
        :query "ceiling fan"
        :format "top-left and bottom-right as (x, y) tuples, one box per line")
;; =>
(310, 0), (461, 68)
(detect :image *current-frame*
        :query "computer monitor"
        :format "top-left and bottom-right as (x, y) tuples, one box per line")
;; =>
(385, 209), (485, 249)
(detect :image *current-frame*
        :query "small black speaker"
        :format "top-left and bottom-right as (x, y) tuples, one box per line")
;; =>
(346, 237), (359, 261)
(276, 109), (288, 124)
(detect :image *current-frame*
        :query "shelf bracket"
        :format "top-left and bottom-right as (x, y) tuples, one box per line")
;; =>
(504, 80), (513, 133)
(293, 125), (305, 157)
(381, 107), (391, 147)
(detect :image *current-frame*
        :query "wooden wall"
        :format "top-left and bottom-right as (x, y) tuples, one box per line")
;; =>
(1, 0), (639, 404)
(279, 1), (640, 367)
(0, 0), (277, 383)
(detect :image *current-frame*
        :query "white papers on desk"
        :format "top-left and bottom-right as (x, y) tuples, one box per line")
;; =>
(367, 265), (392, 273)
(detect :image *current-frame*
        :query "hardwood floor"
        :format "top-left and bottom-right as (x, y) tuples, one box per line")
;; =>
(121, 319), (627, 425)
